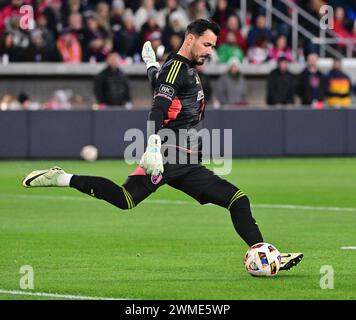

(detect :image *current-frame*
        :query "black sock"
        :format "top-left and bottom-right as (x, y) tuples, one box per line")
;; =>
(70, 175), (133, 209)
(229, 196), (264, 247)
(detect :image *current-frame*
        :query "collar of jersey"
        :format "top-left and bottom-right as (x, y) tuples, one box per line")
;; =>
(174, 53), (195, 68)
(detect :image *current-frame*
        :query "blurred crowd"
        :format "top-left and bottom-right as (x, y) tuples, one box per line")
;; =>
(0, 0), (355, 109)
(1, 51), (355, 110)
(0, 0), (356, 64)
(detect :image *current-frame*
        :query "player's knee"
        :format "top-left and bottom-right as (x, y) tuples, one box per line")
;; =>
(229, 194), (250, 212)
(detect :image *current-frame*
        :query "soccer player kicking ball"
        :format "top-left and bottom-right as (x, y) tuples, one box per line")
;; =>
(23, 19), (303, 271)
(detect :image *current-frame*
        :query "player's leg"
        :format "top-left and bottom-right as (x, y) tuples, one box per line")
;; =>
(69, 174), (153, 209)
(170, 165), (303, 270)
(168, 165), (263, 247)
(202, 179), (264, 247)
(23, 166), (153, 210)
(198, 176), (303, 270)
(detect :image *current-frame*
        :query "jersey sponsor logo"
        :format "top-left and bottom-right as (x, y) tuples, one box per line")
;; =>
(159, 84), (175, 98)
(197, 90), (204, 101)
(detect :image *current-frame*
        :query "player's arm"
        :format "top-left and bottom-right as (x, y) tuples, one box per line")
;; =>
(148, 59), (185, 135)
(141, 41), (160, 88)
(140, 60), (185, 176)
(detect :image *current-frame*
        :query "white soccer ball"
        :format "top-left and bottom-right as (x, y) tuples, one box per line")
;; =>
(244, 242), (281, 277)
(80, 145), (98, 162)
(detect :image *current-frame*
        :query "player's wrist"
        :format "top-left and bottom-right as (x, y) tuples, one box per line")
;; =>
(147, 134), (161, 150)
(146, 61), (160, 70)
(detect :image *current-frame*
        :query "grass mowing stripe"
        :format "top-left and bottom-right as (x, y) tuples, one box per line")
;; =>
(0, 193), (355, 212)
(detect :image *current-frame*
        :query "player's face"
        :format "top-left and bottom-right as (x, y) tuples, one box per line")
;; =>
(190, 30), (217, 65)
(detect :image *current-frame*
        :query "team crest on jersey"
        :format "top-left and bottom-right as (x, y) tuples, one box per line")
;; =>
(151, 173), (163, 185)
(197, 90), (204, 101)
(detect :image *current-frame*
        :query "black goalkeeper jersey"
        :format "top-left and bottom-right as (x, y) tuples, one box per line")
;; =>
(147, 53), (206, 158)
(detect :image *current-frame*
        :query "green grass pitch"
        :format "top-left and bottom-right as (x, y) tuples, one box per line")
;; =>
(0, 158), (355, 300)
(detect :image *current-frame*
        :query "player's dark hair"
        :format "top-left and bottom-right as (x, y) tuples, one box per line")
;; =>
(186, 19), (220, 37)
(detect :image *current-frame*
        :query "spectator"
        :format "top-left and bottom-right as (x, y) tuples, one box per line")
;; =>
(326, 59), (352, 107)
(167, 32), (183, 54)
(18, 92), (41, 110)
(332, 6), (352, 54)
(83, 12), (111, 61)
(139, 13), (161, 47)
(113, 9), (139, 58)
(36, 14), (56, 50)
(212, 0), (236, 29)
(36, 0), (62, 39)
(247, 34), (270, 64)
(44, 89), (73, 110)
(19, 29), (62, 62)
(61, 0), (87, 24)
(0, 31), (20, 62)
(156, 0), (189, 30)
(134, 0), (157, 32)
(297, 53), (327, 107)
(216, 58), (247, 107)
(87, 34), (112, 62)
(147, 30), (165, 63)
(162, 11), (185, 52)
(189, 0), (209, 21)
(5, 15), (30, 49)
(110, 0), (125, 32)
(56, 29), (82, 63)
(0, 0), (25, 33)
(96, 1), (111, 32)
(247, 14), (273, 48)
(266, 56), (295, 106)
(217, 14), (246, 52)
(67, 12), (85, 50)
(94, 52), (132, 108)
(268, 34), (293, 62)
(0, 94), (21, 110)
(217, 31), (244, 63)
(297, 0), (327, 56)
(333, 6), (351, 38)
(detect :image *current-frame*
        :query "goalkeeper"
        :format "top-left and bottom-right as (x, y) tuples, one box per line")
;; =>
(23, 19), (302, 271)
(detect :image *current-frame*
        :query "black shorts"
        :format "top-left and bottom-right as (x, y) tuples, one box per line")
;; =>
(123, 163), (231, 206)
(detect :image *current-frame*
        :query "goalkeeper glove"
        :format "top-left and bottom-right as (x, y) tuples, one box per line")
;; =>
(139, 134), (164, 176)
(141, 41), (160, 69)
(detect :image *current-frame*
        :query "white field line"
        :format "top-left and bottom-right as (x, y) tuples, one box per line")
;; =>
(340, 247), (356, 250)
(0, 289), (129, 300)
(0, 193), (355, 213)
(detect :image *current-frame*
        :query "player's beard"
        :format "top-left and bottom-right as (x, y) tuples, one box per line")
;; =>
(190, 46), (209, 65)
(193, 54), (209, 65)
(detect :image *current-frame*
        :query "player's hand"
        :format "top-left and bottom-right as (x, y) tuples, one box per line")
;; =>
(139, 134), (164, 176)
(141, 41), (160, 69)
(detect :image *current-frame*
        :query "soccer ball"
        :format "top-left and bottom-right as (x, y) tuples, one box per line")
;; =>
(80, 145), (98, 162)
(244, 242), (281, 277)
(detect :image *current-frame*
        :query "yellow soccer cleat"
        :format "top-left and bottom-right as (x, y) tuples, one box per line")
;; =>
(279, 252), (304, 271)
(22, 167), (65, 187)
